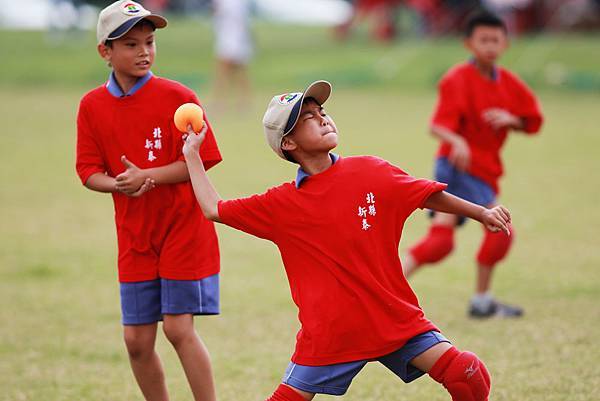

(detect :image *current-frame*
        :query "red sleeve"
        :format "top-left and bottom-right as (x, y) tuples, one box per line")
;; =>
(430, 74), (462, 133)
(217, 190), (278, 241)
(387, 163), (447, 215)
(509, 72), (543, 134)
(176, 94), (223, 171)
(75, 101), (106, 185)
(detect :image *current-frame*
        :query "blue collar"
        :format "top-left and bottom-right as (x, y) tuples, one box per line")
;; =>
(106, 71), (153, 98)
(295, 153), (339, 188)
(469, 59), (498, 81)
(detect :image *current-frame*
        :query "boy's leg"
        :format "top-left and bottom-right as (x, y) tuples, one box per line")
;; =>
(469, 203), (522, 318)
(163, 314), (216, 401)
(121, 279), (169, 401)
(416, 343), (491, 401)
(403, 212), (458, 276)
(403, 157), (462, 276)
(160, 276), (219, 401)
(123, 323), (169, 401)
(378, 331), (490, 400)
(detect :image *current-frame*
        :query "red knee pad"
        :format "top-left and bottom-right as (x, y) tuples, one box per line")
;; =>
(265, 384), (306, 401)
(429, 347), (491, 401)
(476, 224), (514, 268)
(409, 225), (454, 266)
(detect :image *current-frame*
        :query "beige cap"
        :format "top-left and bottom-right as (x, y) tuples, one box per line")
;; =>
(97, 0), (167, 45)
(263, 80), (332, 159)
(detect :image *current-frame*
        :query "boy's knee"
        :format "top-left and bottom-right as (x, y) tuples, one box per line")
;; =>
(476, 225), (514, 268)
(429, 347), (491, 401)
(123, 331), (153, 360)
(409, 225), (455, 266)
(162, 319), (194, 347)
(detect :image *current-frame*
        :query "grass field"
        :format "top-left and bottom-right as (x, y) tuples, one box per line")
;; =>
(1, 18), (599, 401)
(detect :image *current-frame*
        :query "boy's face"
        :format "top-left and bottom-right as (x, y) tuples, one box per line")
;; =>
(465, 26), (508, 66)
(282, 99), (338, 157)
(97, 23), (156, 78)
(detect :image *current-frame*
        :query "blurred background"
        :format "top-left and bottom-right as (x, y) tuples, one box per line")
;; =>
(1, 1), (599, 400)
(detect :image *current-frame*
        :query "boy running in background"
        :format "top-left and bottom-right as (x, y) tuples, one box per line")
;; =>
(402, 11), (543, 318)
(75, 2), (221, 400)
(182, 80), (511, 401)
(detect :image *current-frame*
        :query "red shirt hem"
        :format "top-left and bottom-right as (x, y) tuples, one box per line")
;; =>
(290, 324), (439, 366)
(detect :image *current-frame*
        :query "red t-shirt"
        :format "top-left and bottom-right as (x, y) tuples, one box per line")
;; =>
(76, 76), (222, 282)
(218, 156), (447, 365)
(431, 62), (543, 193)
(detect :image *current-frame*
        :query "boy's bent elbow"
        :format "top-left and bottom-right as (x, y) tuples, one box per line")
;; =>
(204, 208), (221, 223)
(198, 201), (221, 222)
(522, 116), (543, 135)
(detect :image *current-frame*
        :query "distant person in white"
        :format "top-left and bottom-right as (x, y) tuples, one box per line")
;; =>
(212, 0), (253, 112)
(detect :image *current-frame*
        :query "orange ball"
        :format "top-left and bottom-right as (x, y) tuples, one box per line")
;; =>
(174, 103), (204, 133)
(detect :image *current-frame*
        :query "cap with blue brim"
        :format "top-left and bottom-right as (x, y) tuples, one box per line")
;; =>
(97, 0), (167, 45)
(263, 80), (332, 159)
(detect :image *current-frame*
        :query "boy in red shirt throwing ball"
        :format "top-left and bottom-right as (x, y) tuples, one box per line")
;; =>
(182, 80), (510, 401)
(402, 12), (543, 318)
(76, 2), (222, 400)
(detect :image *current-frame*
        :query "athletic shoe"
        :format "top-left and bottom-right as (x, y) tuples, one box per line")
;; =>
(468, 299), (524, 319)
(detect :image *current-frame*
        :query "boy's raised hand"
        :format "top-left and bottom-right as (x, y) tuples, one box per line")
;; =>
(481, 205), (511, 235)
(182, 123), (208, 158)
(116, 156), (148, 194)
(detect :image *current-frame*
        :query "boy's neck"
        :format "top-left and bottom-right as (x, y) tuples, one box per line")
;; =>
(113, 71), (140, 95)
(472, 59), (496, 79)
(298, 152), (334, 176)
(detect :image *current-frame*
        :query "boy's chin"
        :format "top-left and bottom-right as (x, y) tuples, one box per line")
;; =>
(325, 142), (338, 152)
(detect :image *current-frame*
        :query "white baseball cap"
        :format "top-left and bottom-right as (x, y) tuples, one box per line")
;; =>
(97, 0), (167, 45)
(263, 80), (332, 160)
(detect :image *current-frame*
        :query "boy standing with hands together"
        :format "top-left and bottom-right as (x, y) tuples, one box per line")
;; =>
(76, 2), (221, 400)
(183, 80), (510, 400)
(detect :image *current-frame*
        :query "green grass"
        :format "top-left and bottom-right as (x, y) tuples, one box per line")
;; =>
(1, 19), (599, 401)
(1, 18), (600, 92)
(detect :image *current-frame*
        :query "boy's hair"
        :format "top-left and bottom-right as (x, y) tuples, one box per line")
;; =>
(282, 97), (319, 164)
(465, 11), (507, 37)
(105, 19), (156, 47)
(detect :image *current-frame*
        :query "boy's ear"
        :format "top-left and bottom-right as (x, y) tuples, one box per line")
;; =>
(97, 43), (111, 62)
(281, 136), (297, 152)
(463, 38), (472, 52)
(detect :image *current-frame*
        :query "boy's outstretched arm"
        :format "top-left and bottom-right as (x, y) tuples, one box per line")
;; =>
(424, 191), (511, 235)
(182, 126), (222, 222)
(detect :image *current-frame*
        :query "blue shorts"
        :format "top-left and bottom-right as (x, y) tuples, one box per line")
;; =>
(432, 157), (496, 225)
(119, 274), (219, 325)
(282, 331), (450, 395)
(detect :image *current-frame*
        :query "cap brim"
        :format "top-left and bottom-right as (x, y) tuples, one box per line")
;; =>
(106, 14), (168, 41)
(283, 80), (332, 135)
(303, 80), (331, 106)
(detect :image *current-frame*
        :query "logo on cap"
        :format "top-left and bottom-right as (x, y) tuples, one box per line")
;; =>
(122, 2), (142, 15)
(278, 93), (300, 105)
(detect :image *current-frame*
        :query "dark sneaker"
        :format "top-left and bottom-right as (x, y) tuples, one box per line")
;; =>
(468, 300), (524, 319)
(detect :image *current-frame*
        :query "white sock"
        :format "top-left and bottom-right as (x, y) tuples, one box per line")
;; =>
(471, 292), (493, 310)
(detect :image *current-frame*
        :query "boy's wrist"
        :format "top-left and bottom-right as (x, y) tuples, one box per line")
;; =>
(449, 135), (465, 147)
(476, 206), (488, 223)
(183, 149), (200, 160)
(512, 116), (525, 130)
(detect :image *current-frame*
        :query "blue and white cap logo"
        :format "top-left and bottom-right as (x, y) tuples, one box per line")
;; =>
(278, 93), (301, 105)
